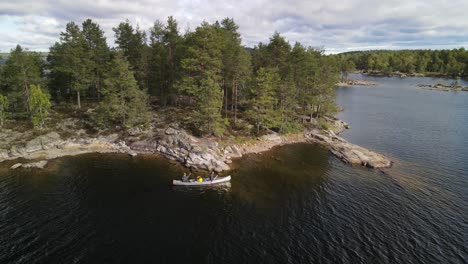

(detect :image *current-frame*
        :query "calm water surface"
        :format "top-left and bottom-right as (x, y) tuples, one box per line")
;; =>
(0, 74), (467, 263)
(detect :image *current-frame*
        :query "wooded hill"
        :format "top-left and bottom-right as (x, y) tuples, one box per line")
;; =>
(335, 49), (468, 77)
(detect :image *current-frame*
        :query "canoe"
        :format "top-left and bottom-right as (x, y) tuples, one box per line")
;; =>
(173, 176), (231, 186)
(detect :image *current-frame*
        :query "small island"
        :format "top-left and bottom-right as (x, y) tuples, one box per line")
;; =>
(416, 83), (468, 91)
(0, 17), (392, 173)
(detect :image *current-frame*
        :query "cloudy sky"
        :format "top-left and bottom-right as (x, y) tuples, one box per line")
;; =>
(0, 0), (467, 53)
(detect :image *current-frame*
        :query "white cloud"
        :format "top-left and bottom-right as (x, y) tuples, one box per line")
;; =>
(0, 0), (467, 53)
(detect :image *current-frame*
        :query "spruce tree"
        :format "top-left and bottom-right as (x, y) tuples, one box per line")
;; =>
(82, 19), (111, 101)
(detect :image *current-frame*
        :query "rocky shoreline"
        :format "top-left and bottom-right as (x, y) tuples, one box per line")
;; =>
(337, 79), (378, 86)
(416, 83), (468, 91)
(1, 116), (392, 172)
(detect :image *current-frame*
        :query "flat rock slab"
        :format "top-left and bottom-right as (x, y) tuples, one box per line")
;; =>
(10, 160), (48, 169)
(306, 130), (392, 169)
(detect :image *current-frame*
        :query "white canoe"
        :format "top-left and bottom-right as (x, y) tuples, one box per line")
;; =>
(173, 176), (231, 186)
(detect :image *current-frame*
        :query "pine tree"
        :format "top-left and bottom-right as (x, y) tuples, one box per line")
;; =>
(49, 22), (93, 109)
(97, 52), (151, 128)
(28, 84), (51, 128)
(246, 67), (280, 135)
(113, 21), (150, 91)
(148, 16), (183, 100)
(176, 22), (226, 135)
(82, 19), (111, 101)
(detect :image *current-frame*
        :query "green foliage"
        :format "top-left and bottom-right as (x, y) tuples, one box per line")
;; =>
(96, 53), (151, 128)
(28, 84), (51, 128)
(176, 22), (227, 135)
(337, 48), (468, 76)
(48, 22), (93, 109)
(245, 67), (280, 135)
(0, 94), (9, 127)
(195, 78), (227, 136)
(148, 16), (183, 99)
(2, 17), (343, 138)
(318, 118), (333, 131)
(82, 19), (111, 101)
(1, 45), (43, 114)
(113, 20), (150, 91)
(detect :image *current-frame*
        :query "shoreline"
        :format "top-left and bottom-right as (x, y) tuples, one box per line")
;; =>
(416, 83), (468, 92)
(354, 70), (467, 79)
(337, 79), (378, 86)
(1, 116), (392, 172)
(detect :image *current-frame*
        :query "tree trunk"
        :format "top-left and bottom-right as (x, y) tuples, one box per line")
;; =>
(77, 90), (81, 109)
(224, 80), (228, 118)
(234, 82), (238, 123)
(231, 79), (235, 112)
(97, 72), (101, 102)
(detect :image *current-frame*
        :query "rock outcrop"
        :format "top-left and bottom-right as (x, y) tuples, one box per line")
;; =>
(130, 126), (231, 172)
(305, 129), (391, 168)
(11, 160), (48, 169)
(1, 117), (391, 171)
(337, 79), (378, 86)
(416, 84), (468, 91)
(1, 132), (129, 163)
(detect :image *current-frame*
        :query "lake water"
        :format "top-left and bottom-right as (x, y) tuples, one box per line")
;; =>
(1, 74), (467, 263)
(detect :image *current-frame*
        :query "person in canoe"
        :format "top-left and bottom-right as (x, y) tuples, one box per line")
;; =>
(209, 171), (218, 182)
(196, 176), (204, 182)
(182, 172), (192, 182)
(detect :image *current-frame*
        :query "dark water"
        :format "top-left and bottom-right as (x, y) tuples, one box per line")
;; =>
(1, 75), (468, 263)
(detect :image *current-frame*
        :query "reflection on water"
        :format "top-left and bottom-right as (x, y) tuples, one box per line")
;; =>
(172, 182), (232, 195)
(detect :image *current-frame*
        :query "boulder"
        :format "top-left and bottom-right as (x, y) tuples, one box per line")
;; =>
(261, 133), (282, 143)
(128, 127), (142, 136)
(25, 132), (61, 153)
(165, 127), (179, 135)
(10, 163), (22, 169)
(230, 145), (242, 158)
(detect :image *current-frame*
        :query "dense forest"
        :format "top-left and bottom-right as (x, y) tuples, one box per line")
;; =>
(336, 49), (468, 77)
(0, 17), (339, 137)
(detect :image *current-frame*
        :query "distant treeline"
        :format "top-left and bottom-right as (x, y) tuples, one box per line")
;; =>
(0, 17), (339, 135)
(335, 49), (468, 77)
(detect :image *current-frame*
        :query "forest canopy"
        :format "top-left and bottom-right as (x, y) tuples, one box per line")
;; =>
(335, 49), (468, 77)
(1, 17), (340, 135)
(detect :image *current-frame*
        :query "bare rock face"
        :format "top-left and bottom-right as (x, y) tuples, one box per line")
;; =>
(25, 132), (62, 153)
(306, 129), (392, 169)
(0, 149), (9, 159)
(130, 126), (232, 172)
(11, 160), (48, 169)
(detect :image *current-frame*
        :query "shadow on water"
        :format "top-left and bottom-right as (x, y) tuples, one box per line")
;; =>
(229, 143), (330, 210)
